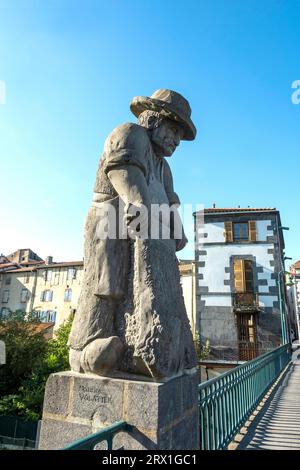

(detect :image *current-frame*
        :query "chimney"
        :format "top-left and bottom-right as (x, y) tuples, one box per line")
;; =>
(45, 256), (53, 265)
(212, 203), (216, 208)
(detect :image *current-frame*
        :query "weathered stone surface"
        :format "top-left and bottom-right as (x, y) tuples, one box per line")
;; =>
(67, 89), (197, 380)
(158, 376), (184, 425)
(38, 419), (90, 450)
(167, 411), (199, 450)
(71, 375), (124, 424)
(81, 337), (124, 374)
(38, 370), (199, 450)
(126, 381), (160, 430)
(181, 372), (199, 411)
(42, 373), (70, 416)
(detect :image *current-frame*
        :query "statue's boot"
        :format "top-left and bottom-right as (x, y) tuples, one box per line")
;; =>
(69, 336), (124, 375)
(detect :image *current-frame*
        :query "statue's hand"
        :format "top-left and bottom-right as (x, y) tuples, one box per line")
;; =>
(124, 202), (149, 239)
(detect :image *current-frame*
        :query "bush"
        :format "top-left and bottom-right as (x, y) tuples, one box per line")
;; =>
(0, 313), (73, 421)
(0, 311), (47, 396)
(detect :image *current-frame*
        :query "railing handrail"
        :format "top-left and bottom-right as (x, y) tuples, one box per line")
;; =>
(61, 420), (132, 450)
(198, 343), (291, 450)
(198, 343), (289, 390)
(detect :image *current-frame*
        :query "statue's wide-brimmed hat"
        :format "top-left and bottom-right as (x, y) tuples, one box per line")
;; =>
(130, 89), (196, 141)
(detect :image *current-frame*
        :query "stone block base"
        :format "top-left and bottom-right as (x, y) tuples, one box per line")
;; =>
(38, 370), (199, 450)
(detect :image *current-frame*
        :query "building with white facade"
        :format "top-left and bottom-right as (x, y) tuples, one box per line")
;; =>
(194, 207), (288, 362)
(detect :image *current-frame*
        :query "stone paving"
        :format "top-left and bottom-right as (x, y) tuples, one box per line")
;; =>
(237, 346), (300, 450)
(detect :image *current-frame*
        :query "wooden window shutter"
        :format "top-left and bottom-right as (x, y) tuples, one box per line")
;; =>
(233, 259), (245, 292)
(244, 260), (254, 292)
(224, 221), (233, 242)
(248, 221), (257, 241)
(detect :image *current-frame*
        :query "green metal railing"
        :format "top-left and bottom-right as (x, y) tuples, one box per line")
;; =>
(61, 420), (132, 450)
(0, 435), (36, 449)
(198, 344), (291, 450)
(60, 345), (290, 451)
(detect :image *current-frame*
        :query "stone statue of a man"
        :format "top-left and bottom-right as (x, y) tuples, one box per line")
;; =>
(68, 89), (198, 379)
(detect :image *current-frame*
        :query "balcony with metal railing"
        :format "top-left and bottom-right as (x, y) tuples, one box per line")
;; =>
(233, 292), (260, 312)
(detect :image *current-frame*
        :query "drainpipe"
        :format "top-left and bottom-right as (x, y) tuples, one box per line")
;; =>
(278, 270), (287, 344)
(296, 283), (300, 342)
(192, 261), (197, 338)
(29, 269), (38, 313)
(275, 215), (289, 345)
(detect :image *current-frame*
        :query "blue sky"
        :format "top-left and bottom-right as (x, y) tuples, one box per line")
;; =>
(0, 0), (299, 265)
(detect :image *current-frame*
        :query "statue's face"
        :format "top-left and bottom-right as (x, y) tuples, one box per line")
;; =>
(150, 119), (184, 157)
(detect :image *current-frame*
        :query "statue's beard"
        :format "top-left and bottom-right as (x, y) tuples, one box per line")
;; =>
(151, 138), (175, 158)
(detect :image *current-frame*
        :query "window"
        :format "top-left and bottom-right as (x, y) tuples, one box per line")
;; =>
(39, 310), (48, 322)
(44, 270), (52, 282)
(20, 288), (29, 303)
(233, 223), (248, 241)
(38, 310), (56, 322)
(0, 307), (9, 319)
(45, 290), (53, 302)
(40, 290), (53, 302)
(67, 268), (76, 281)
(5, 276), (11, 285)
(224, 221), (257, 242)
(48, 311), (56, 323)
(54, 271), (60, 285)
(233, 259), (254, 293)
(64, 288), (72, 302)
(2, 290), (9, 303)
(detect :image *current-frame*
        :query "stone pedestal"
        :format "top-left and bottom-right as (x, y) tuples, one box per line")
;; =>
(38, 370), (199, 450)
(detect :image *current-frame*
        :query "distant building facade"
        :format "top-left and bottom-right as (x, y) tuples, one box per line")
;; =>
(6, 248), (43, 264)
(194, 208), (288, 362)
(179, 260), (197, 336)
(0, 250), (83, 331)
(32, 261), (84, 326)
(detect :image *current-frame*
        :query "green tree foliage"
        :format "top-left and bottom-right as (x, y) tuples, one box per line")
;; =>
(0, 310), (47, 396)
(45, 315), (72, 372)
(0, 312), (73, 421)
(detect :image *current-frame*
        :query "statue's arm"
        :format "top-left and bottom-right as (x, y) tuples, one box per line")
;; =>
(107, 166), (150, 237)
(107, 166), (150, 208)
(103, 123), (150, 208)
